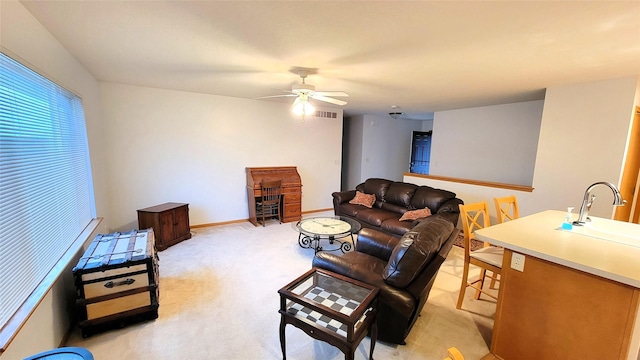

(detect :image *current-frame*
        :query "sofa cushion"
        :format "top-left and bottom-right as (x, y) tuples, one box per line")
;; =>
(384, 182), (417, 207)
(383, 216), (454, 288)
(380, 218), (414, 237)
(399, 208), (432, 222)
(359, 178), (392, 207)
(380, 202), (409, 214)
(410, 186), (457, 212)
(356, 208), (399, 227)
(436, 198), (463, 214)
(337, 203), (367, 217)
(349, 191), (376, 208)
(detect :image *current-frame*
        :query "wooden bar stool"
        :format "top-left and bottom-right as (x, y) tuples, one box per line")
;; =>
(494, 195), (520, 224)
(456, 201), (503, 309)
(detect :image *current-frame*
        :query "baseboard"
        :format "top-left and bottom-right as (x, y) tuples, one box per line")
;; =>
(190, 208), (333, 229)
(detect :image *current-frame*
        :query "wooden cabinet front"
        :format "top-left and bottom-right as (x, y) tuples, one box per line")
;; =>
(491, 249), (640, 360)
(138, 202), (191, 251)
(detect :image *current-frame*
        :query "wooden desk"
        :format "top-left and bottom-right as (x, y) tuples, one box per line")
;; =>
(246, 167), (302, 226)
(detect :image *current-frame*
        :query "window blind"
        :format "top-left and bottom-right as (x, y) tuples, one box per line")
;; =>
(0, 52), (95, 329)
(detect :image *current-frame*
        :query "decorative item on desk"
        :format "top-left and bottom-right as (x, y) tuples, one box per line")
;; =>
(561, 207), (574, 230)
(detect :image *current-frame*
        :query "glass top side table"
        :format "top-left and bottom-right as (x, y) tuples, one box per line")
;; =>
(294, 216), (362, 253)
(278, 268), (379, 360)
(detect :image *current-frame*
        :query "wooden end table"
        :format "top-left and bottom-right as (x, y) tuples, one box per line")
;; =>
(278, 268), (379, 360)
(137, 202), (191, 251)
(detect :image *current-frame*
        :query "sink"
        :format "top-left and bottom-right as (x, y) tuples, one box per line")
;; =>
(564, 218), (640, 248)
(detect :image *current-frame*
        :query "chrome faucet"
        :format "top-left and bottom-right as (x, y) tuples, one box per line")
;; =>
(573, 181), (625, 225)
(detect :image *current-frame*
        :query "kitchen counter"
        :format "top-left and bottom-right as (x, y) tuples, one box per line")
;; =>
(475, 209), (640, 287)
(474, 210), (640, 360)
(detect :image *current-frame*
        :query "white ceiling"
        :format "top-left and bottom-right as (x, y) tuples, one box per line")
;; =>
(19, 1), (640, 118)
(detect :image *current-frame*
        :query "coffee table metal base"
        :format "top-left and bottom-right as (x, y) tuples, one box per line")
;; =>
(294, 217), (361, 254)
(297, 233), (354, 254)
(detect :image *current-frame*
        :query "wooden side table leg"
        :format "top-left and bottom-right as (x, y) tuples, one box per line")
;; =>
(279, 316), (287, 360)
(346, 350), (355, 360)
(369, 320), (378, 360)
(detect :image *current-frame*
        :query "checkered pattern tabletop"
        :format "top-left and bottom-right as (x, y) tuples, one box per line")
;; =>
(286, 276), (372, 338)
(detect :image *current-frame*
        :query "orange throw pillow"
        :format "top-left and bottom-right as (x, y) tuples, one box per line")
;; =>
(349, 191), (376, 208)
(399, 208), (432, 221)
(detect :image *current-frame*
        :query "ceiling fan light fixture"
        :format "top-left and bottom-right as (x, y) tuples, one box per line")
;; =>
(292, 94), (315, 116)
(389, 112), (404, 120)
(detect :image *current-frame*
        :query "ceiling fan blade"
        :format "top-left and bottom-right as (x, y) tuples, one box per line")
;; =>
(313, 91), (349, 97)
(255, 94), (297, 99)
(310, 94), (348, 106)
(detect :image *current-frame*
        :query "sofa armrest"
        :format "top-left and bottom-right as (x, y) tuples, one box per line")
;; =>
(436, 198), (463, 226)
(332, 190), (356, 204)
(405, 228), (459, 305)
(356, 228), (400, 262)
(332, 190), (356, 214)
(436, 197), (463, 214)
(312, 253), (353, 278)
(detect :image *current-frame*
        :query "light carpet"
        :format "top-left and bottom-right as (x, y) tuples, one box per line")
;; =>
(66, 212), (497, 359)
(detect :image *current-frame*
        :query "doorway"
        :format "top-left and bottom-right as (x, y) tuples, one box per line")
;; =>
(615, 106), (640, 223)
(410, 131), (432, 175)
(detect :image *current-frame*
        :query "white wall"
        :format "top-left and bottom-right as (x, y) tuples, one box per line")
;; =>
(342, 114), (424, 190)
(361, 114), (420, 182)
(422, 119), (434, 132)
(529, 76), (638, 218)
(0, 2), (108, 359)
(431, 100), (544, 186)
(344, 115), (364, 190)
(404, 176), (532, 227)
(408, 76), (639, 222)
(100, 83), (343, 230)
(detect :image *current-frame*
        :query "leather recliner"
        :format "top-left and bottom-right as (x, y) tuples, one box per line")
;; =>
(312, 214), (458, 345)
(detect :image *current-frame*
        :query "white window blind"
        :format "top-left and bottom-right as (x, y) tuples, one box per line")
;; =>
(0, 53), (95, 330)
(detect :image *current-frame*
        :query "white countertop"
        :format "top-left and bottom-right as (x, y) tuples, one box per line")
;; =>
(474, 210), (640, 288)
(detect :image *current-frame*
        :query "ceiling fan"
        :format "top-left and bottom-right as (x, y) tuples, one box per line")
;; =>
(260, 69), (349, 116)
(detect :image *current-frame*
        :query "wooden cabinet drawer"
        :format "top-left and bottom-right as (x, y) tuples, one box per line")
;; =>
(282, 186), (301, 195)
(83, 272), (150, 299)
(284, 204), (301, 218)
(86, 291), (152, 320)
(81, 264), (148, 282)
(284, 194), (301, 204)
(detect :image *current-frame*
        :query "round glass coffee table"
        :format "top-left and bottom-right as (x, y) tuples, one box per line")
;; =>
(295, 216), (361, 253)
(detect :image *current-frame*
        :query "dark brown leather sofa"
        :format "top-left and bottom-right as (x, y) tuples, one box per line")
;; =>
(333, 178), (463, 237)
(312, 214), (458, 344)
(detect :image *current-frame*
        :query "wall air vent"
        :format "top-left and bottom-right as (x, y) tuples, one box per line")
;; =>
(315, 110), (338, 119)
